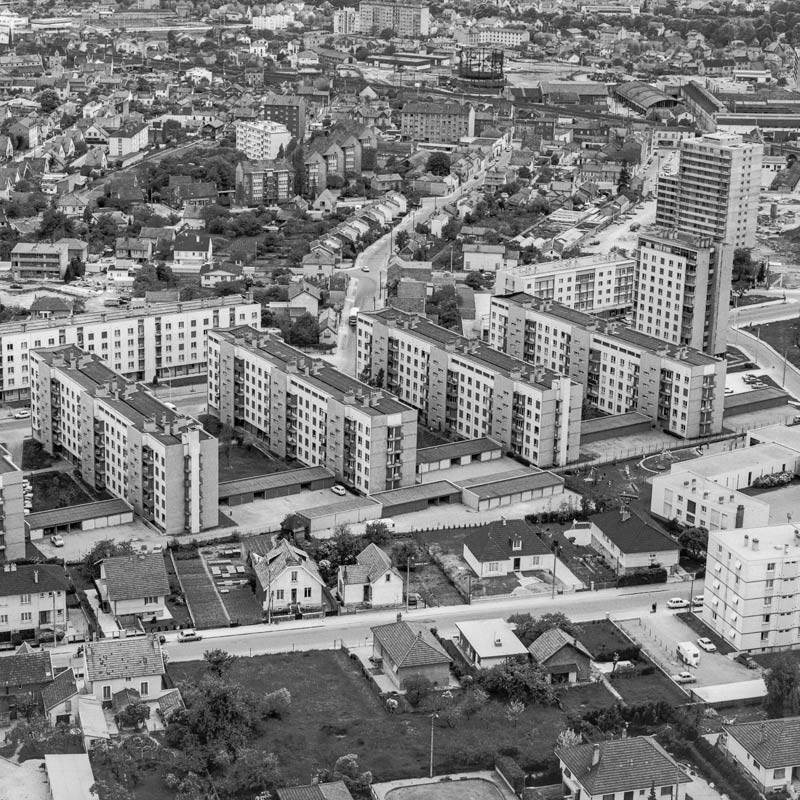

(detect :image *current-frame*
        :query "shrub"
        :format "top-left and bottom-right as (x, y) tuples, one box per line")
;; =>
(495, 756), (525, 794)
(262, 688), (291, 718)
(402, 674), (433, 706)
(617, 568), (667, 588)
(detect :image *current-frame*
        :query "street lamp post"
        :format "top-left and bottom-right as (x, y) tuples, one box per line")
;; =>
(429, 712), (438, 778)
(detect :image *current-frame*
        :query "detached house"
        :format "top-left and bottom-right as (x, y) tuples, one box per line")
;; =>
(723, 717), (800, 793)
(0, 564), (70, 646)
(528, 627), (593, 683)
(557, 736), (691, 800)
(97, 553), (170, 625)
(83, 635), (166, 704)
(337, 542), (403, 608)
(371, 620), (452, 691)
(251, 539), (327, 619)
(41, 667), (79, 726)
(462, 520), (551, 578)
(172, 231), (212, 274)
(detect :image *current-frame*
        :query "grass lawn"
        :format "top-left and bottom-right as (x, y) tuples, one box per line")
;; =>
(219, 584), (263, 626)
(573, 619), (634, 659)
(218, 442), (295, 483)
(168, 651), (566, 781)
(29, 471), (92, 512)
(752, 649), (800, 669)
(746, 318), (800, 368)
(611, 666), (690, 707)
(416, 425), (451, 449)
(559, 682), (617, 715)
(20, 438), (58, 471)
(732, 294), (779, 309)
(406, 562), (464, 607)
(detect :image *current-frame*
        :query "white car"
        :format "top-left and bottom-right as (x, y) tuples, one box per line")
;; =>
(672, 671), (697, 684)
(177, 629), (202, 643)
(692, 595), (704, 606)
(667, 597), (690, 609)
(50, 534), (64, 547)
(697, 637), (717, 652)
(13, 409), (30, 419)
(361, 265), (370, 272)
(331, 485), (347, 496)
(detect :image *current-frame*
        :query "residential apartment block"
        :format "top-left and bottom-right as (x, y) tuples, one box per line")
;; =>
(235, 159), (294, 206)
(634, 229), (732, 356)
(234, 119), (292, 161)
(11, 238), (88, 281)
(262, 93), (307, 140)
(703, 525), (800, 652)
(0, 564), (70, 645)
(359, 0), (430, 36)
(357, 308), (582, 468)
(30, 346), (219, 535)
(0, 295), (260, 402)
(488, 293), (726, 439)
(333, 7), (361, 33)
(400, 101), (475, 143)
(655, 132), (762, 250)
(0, 444), (25, 561)
(493, 253), (635, 317)
(208, 327), (418, 494)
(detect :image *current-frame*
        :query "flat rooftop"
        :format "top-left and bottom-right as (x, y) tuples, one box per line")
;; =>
(670, 442), (800, 479)
(297, 495), (381, 520)
(455, 619), (528, 658)
(218, 466), (334, 499)
(713, 525), (800, 559)
(215, 326), (411, 417)
(461, 470), (564, 500)
(496, 252), (634, 278)
(371, 479), (462, 507)
(749, 423), (800, 452)
(25, 499), (133, 530)
(416, 437), (502, 465)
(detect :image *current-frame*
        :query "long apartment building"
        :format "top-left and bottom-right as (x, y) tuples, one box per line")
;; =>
(400, 101), (475, 143)
(703, 525), (800, 653)
(493, 252), (635, 317)
(30, 346), (218, 535)
(235, 159), (294, 206)
(489, 293), (726, 439)
(0, 445), (25, 561)
(357, 308), (582, 468)
(359, 0), (430, 36)
(634, 228), (732, 356)
(208, 327), (418, 494)
(0, 296), (261, 402)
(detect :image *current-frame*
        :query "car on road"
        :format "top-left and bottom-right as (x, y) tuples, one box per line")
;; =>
(735, 653), (760, 669)
(50, 535), (64, 547)
(177, 629), (202, 643)
(361, 265), (370, 272)
(13, 409), (30, 419)
(672, 671), (697, 684)
(331, 484), (347, 496)
(697, 637), (716, 652)
(667, 598), (690, 609)
(9, 284), (22, 289)
(692, 594), (704, 606)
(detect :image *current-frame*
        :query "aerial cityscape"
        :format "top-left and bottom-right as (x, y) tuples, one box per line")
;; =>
(2, 1), (800, 799)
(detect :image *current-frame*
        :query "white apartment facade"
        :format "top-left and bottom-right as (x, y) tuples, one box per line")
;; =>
(704, 525), (800, 652)
(635, 229), (732, 356)
(493, 253), (635, 317)
(0, 445), (25, 561)
(234, 119), (292, 161)
(489, 293), (726, 439)
(0, 296), (261, 401)
(333, 8), (360, 33)
(358, 308), (582, 468)
(208, 327), (418, 494)
(30, 346), (219, 535)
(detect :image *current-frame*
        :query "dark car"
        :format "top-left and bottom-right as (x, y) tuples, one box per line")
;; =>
(735, 653), (759, 670)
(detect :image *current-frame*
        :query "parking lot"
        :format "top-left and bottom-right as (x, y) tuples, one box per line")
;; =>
(617, 611), (754, 686)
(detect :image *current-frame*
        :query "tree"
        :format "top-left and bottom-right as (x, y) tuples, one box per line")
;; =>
(507, 612), (576, 647)
(517, 166), (531, 181)
(37, 208), (75, 242)
(464, 271), (485, 290)
(478, 658), (559, 705)
(328, 753), (373, 796)
(364, 521), (391, 545)
(505, 699), (526, 726)
(91, 780), (136, 800)
(392, 540), (421, 569)
(221, 749), (284, 800)
(557, 728), (583, 748)
(204, 649), (238, 677)
(402, 674), (433, 706)
(459, 686), (489, 719)
(116, 702), (151, 730)
(83, 538), (135, 578)
(286, 313), (320, 346)
(39, 89), (61, 113)
(426, 152), (451, 177)
(394, 229), (410, 251)
(766, 655), (800, 715)
(678, 527), (708, 561)
(379, 27), (396, 39)
(617, 161), (630, 192)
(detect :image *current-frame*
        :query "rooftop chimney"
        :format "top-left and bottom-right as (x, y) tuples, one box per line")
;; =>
(591, 744), (601, 767)
(753, 538), (760, 552)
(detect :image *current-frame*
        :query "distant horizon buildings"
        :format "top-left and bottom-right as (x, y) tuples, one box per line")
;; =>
(358, 0), (430, 37)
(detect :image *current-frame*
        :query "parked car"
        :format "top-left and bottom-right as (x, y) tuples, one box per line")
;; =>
(672, 671), (697, 684)
(13, 409), (30, 419)
(692, 595), (704, 606)
(177, 629), (202, 643)
(735, 653), (760, 669)
(50, 535), (64, 547)
(697, 637), (716, 652)
(331, 485), (347, 496)
(667, 597), (690, 609)
(361, 265), (370, 272)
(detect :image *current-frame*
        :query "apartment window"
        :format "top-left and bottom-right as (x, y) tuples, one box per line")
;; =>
(20, 594), (30, 604)
(21, 612), (31, 622)
(767, 562), (776, 572)
(140, 682), (149, 697)
(487, 561), (500, 572)
(603, 795), (614, 800)
(303, 587), (312, 599)
(0, 615), (6, 624)
(275, 589), (284, 600)
(103, 686), (112, 701)
(144, 596), (157, 605)
(775, 769), (786, 780)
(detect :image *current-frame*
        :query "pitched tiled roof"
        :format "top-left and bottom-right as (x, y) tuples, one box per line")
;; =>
(102, 553), (169, 603)
(85, 635), (165, 682)
(591, 510), (680, 554)
(724, 718), (800, 768)
(355, 542), (394, 583)
(0, 650), (53, 689)
(41, 667), (78, 712)
(278, 781), (354, 800)
(372, 621), (451, 669)
(556, 736), (691, 795)
(464, 520), (550, 563)
(0, 564), (70, 598)
(252, 539), (325, 590)
(528, 628), (593, 664)
(112, 687), (141, 710)
(158, 688), (185, 719)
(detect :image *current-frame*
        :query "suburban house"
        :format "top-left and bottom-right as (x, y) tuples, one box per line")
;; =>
(337, 542), (403, 608)
(29, 296), (73, 319)
(0, 645), (55, 716)
(455, 618), (528, 669)
(462, 520), (551, 578)
(557, 736), (692, 800)
(83, 635), (166, 704)
(115, 237), (153, 264)
(251, 539), (327, 618)
(277, 781), (354, 800)
(96, 553), (171, 624)
(722, 717), (800, 793)
(0, 563), (70, 646)
(107, 122), (149, 159)
(371, 620), (452, 691)
(528, 627), (593, 683)
(586, 509), (681, 576)
(288, 281), (321, 315)
(41, 667), (79, 726)
(172, 231), (213, 273)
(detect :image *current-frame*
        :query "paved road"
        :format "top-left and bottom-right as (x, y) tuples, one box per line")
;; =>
(160, 580), (700, 662)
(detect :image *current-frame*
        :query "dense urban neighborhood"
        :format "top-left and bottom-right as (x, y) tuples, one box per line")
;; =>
(4, 0), (800, 799)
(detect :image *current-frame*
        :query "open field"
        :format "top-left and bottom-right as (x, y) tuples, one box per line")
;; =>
(746, 318), (800, 368)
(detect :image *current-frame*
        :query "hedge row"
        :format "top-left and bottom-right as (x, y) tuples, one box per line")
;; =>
(617, 568), (667, 587)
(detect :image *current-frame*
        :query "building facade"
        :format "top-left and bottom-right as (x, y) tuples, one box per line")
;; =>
(208, 326), (418, 494)
(703, 525), (800, 652)
(400, 101), (475, 142)
(0, 445), (25, 561)
(0, 564), (70, 645)
(358, 308), (582, 468)
(634, 229), (732, 356)
(262, 94), (307, 140)
(11, 239), (88, 281)
(488, 293), (726, 439)
(493, 253), (635, 318)
(359, 0), (430, 36)
(333, 7), (361, 33)
(234, 119), (292, 161)
(0, 296), (261, 401)
(30, 346), (219, 535)
(235, 159), (294, 205)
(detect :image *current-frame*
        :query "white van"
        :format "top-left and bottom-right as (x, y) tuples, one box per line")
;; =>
(677, 641), (700, 667)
